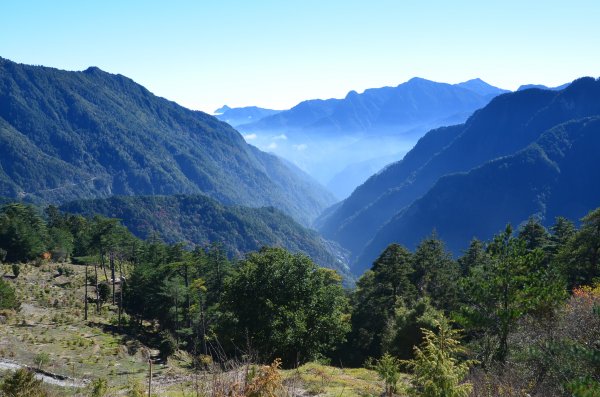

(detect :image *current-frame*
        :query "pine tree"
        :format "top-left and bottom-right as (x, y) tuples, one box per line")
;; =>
(404, 321), (475, 397)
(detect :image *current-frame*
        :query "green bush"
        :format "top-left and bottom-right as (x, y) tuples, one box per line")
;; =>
(12, 263), (20, 278)
(0, 368), (49, 397)
(90, 377), (108, 397)
(0, 278), (19, 310)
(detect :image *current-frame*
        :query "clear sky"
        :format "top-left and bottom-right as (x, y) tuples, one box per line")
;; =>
(1, 1), (599, 112)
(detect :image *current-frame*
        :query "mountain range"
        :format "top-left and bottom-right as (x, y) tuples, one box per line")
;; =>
(232, 77), (509, 197)
(214, 105), (281, 127)
(319, 77), (600, 274)
(0, 57), (334, 225)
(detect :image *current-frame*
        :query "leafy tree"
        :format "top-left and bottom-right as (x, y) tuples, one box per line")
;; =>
(404, 321), (475, 397)
(549, 216), (576, 255)
(382, 297), (445, 360)
(349, 244), (416, 362)
(518, 217), (550, 251)
(557, 208), (600, 288)
(0, 203), (48, 262)
(0, 278), (19, 310)
(412, 235), (460, 311)
(459, 225), (565, 363)
(457, 239), (487, 276)
(220, 247), (350, 364)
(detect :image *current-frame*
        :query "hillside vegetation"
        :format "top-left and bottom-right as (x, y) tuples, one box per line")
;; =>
(0, 57), (335, 225)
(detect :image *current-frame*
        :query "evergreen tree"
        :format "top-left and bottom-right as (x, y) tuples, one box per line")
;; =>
(404, 321), (475, 397)
(412, 235), (460, 311)
(0, 203), (48, 262)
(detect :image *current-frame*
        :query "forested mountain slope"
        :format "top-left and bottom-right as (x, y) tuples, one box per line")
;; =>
(0, 57), (335, 224)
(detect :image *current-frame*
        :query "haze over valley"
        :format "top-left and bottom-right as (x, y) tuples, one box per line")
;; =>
(1, 2), (599, 396)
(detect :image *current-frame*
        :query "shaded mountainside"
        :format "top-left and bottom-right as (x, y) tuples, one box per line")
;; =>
(356, 116), (600, 271)
(60, 194), (353, 282)
(318, 77), (600, 273)
(0, 57), (335, 225)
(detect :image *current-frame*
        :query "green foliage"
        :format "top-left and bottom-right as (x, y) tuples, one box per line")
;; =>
(0, 58), (335, 224)
(0, 368), (48, 397)
(0, 278), (19, 310)
(412, 235), (460, 311)
(382, 298), (445, 360)
(97, 283), (110, 304)
(459, 224), (566, 363)
(0, 203), (48, 262)
(404, 321), (475, 397)
(61, 194), (353, 282)
(556, 207), (600, 288)
(221, 247), (350, 364)
(126, 379), (145, 397)
(90, 377), (108, 397)
(373, 353), (401, 397)
(349, 244), (416, 361)
(158, 330), (178, 361)
(34, 352), (50, 370)
(11, 263), (19, 278)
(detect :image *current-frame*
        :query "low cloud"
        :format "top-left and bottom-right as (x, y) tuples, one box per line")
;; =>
(273, 134), (288, 141)
(243, 133), (257, 140)
(267, 142), (278, 150)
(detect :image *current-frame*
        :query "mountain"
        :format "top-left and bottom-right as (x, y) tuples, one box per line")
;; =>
(241, 77), (505, 136)
(214, 105), (281, 127)
(235, 77), (507, 190)
(455, 78), (510, 98)
(357, 116), (600, 269)
(60, 194), (353, 283)
(0, 57), (335, 225)
(318, 77), (600, 274)
(517, 82), (570, 91)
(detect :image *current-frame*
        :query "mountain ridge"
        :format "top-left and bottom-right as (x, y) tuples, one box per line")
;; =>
(0, 57), (335, 225)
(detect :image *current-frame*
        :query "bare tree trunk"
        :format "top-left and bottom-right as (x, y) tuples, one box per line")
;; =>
(84, 264), (89, 320)
(148, 359), (152, 397)
(94, 263), (100, 313)
(118, 258), (124, 329)
(110, 251), (116, 305)
(101, 250), (109, 283)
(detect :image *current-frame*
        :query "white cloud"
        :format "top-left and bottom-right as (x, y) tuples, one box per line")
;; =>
(243, 133), (257, 140)
(293, 143), (307, 151)
(267, 142), (278, 150)
(272, 134), (288, 140)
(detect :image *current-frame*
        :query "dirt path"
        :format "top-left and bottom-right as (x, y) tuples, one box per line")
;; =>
(0, 358), (89, 388)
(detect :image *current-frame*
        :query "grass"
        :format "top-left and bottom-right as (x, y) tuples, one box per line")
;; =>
(0, 262), (397, 396)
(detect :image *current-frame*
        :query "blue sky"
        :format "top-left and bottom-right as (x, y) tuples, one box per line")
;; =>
(1, 1), (599, 112)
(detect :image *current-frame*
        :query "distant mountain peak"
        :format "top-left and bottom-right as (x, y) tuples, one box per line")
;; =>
(214, 105), (232, 114)
(456, 78), (509, 97)
(83, 66), (103, 74)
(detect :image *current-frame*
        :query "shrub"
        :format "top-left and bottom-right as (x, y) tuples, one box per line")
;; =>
(374, 353), (401, 397)
(0, 368), (49, 397)
(34, 352), (50, 370)
(404, 321), (476, 397)
(12, 263), (20, 278)
(0, 278), (20, 311)
(90, 377), (108, 397)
